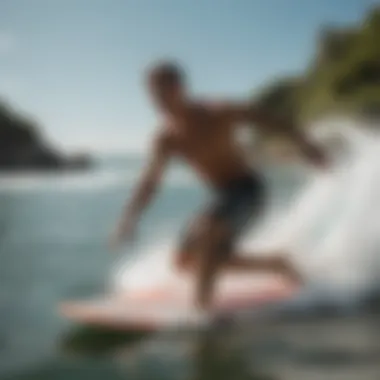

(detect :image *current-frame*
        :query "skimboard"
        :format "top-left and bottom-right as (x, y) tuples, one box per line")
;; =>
(60, 274), (297, 331)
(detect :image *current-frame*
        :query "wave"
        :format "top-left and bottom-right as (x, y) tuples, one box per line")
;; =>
(247, 118), (380, 297)
(114, 117), (380, 310)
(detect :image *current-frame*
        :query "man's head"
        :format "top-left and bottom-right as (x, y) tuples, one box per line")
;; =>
(146, 61), (187, 112)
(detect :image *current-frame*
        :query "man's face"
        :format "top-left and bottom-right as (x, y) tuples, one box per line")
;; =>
(148, 78), (183, 112)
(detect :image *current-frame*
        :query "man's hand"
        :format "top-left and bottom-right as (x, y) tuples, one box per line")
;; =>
(108, 130), (172, 252)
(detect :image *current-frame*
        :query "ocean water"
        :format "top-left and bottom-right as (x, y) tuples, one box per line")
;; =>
(0, 118), (380, 380)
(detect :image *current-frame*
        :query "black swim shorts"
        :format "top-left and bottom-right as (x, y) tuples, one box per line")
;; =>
(179, 171), (266, 256)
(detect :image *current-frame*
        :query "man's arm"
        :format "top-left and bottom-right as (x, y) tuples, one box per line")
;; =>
(113, 131), (172, 244)
(225, 102), (328, 167)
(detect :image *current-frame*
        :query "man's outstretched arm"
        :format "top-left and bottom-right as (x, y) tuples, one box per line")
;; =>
(225, 102), (328, 167)
(111, 131), (172, 247)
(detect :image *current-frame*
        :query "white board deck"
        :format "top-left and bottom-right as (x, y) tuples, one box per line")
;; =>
(60, 278), (297, 331)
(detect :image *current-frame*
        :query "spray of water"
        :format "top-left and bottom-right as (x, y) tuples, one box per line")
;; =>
(114, 117), (380, 304)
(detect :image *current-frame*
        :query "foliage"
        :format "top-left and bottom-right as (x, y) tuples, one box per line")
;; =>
(254, 6), (380, 124)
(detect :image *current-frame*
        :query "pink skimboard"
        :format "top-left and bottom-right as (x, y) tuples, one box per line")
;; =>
(59, 274), (297, 331)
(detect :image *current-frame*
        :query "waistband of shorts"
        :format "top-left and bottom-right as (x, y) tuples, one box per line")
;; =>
(216, 170), (263, 192)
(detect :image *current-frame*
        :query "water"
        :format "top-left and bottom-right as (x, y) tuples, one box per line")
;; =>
(1, 118), (380, 379)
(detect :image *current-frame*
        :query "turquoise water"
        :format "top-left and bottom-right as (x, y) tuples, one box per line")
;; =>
(0, 158), (379, 380)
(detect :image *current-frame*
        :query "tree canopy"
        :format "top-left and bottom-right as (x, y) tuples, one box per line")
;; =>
(253, 6), (380, 124)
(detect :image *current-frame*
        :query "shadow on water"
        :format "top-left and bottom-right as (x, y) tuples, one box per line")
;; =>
(111, 323), (278, 380)
(109, 313), (380, 380)
(0, 324), (274, 380)
(0, 326), (151, 380)
(59, 325), (151, 356)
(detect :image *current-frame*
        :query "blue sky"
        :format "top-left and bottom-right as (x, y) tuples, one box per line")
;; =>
(0, 0), (377, 153)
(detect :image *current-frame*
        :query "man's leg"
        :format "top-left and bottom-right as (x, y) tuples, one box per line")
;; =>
(221, 253), (303, 285)
(202, 172), (302, 286)
(175, 208), (302, 309)
(176, 246), (302, 286)
(193, 216), (230, 310)
(190, 224), (302, 311)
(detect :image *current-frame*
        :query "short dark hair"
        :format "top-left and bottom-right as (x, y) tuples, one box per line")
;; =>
(148, 61), (185, 86)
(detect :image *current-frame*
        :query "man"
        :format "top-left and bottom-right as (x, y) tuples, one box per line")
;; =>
(111, 61), (328, 311)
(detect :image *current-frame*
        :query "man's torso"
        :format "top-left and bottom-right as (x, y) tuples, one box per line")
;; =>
(163, 102), (252, 188)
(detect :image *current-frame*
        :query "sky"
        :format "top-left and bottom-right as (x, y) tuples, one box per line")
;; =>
(0, 0), (377, 153)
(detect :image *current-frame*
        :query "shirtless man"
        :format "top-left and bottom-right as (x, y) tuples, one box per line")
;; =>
(111, 61), (327, 311)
